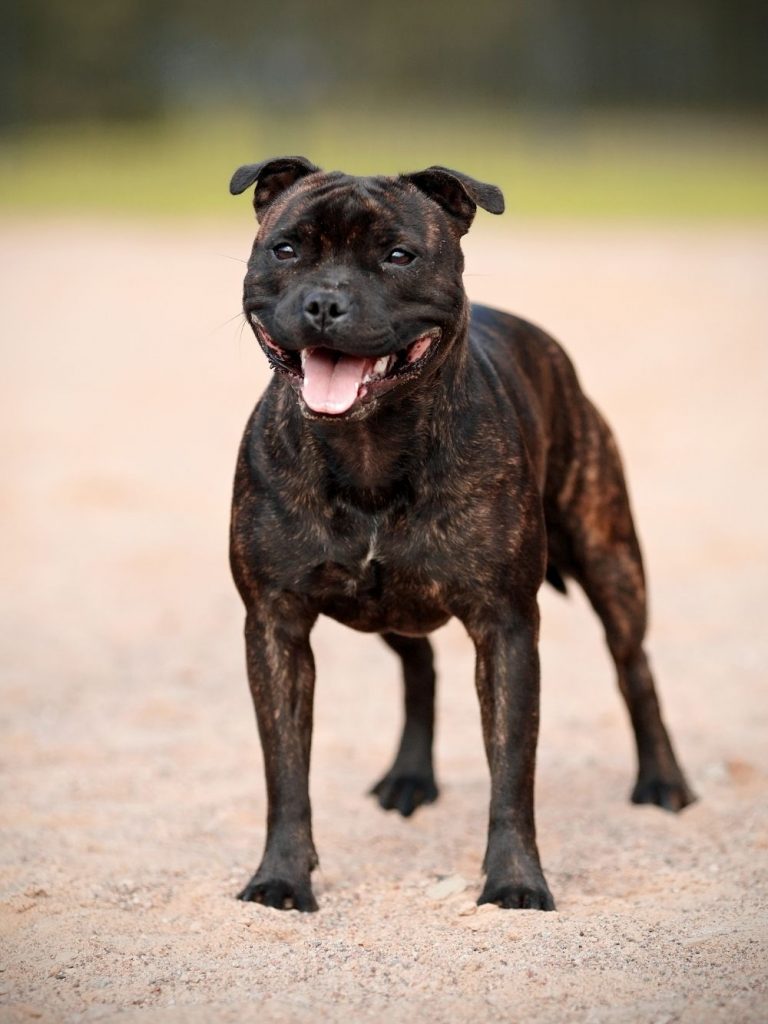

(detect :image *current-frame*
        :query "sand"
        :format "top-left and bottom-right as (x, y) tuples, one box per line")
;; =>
(1, 218), (766, 1023)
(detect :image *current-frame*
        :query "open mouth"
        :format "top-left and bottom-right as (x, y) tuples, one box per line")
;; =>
(249, 313), (441, 416)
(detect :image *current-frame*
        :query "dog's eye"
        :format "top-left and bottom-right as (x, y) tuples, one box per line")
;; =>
(386, 249), (415, 266)
(273, 243), (297, 261)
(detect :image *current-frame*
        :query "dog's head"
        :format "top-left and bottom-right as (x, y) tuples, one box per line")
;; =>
(231, 157), (504, 420)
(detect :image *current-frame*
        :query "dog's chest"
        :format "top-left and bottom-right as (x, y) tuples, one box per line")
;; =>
(300, 517), (452, 634)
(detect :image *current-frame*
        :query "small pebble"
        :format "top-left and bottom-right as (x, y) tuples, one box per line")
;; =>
(426, 875), (468, 901)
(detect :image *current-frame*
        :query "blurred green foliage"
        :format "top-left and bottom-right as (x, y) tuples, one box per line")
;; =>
(3, 1), (767, 127)
(1, 109), (767, 219)
(2, 1), (766, 218)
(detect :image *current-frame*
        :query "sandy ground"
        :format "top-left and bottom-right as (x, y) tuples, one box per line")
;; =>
(1, 218), (767, 1023)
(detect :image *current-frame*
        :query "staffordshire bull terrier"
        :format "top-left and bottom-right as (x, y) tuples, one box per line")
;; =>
(228, 156), (695, 912)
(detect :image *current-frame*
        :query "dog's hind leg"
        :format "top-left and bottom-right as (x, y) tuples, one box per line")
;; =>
(370, 633), (439, 817)
(579, 547), (694, 810)
(562, 417), (696, 812)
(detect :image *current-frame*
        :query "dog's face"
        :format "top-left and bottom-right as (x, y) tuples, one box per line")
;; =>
(231, 158), (503, 420)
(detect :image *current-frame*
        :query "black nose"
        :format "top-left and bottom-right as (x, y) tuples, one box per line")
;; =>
(303, 289), (349, 331)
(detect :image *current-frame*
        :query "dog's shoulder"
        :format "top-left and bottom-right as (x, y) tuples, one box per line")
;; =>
(469, 303), (563, 359)
(468, 302), (578, 390)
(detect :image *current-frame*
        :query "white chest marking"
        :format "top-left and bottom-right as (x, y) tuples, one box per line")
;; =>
(363, 524), (379, 566)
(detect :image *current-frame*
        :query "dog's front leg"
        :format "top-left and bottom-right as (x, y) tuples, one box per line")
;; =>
(237, 600), (319, 912)
(469, 603), (555, 910)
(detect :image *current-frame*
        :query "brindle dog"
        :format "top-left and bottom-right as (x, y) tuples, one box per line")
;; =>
(228, 157), (694, 912)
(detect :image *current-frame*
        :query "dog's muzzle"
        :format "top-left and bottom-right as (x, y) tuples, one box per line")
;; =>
(250, 313), (441, 416)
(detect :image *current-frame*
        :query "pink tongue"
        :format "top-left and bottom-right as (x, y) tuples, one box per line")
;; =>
(302, 349), (372, 415)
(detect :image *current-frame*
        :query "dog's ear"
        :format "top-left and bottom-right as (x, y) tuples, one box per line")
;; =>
(401, 166), (504, 234)
(229, 157), (320, 221)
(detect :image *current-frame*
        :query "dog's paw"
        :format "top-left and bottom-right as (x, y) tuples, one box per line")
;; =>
(478, 879), (555, 911)
(370, 772), (438, 817)
(237, 875), (318, 912)
(631, 775), (696, 812)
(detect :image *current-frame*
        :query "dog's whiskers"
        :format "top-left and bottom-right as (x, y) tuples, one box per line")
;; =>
(209, 311), (248, 337)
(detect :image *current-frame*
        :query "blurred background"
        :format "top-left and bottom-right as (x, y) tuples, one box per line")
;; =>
(1, 0), (767, 217)
(2, 5), (768, 1020)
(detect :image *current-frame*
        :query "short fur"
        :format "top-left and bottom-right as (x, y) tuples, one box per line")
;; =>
(229, 158), (694, 912)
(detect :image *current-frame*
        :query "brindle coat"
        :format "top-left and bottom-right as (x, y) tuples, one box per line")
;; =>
(228, 157), (694, 912)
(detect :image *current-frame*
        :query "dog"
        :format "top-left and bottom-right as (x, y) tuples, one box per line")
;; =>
(228, 157), (695, 912)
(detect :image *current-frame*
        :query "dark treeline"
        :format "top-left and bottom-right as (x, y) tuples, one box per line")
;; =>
(1, 0), (767, 129)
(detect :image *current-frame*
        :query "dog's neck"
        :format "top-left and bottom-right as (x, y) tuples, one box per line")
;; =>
(285, 318), (473, 508)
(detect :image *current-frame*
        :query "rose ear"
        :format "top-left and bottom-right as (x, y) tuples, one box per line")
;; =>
(229, 156), (320, 221)
(401, 165), (505, 235)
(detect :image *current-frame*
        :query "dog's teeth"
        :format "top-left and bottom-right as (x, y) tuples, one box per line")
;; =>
(250, 312), (259, 325)
(301, 350), (308, 367)
(373, 356), (389, 377)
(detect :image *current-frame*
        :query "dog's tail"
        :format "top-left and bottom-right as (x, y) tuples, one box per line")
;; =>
(545, 563), (568, 595)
